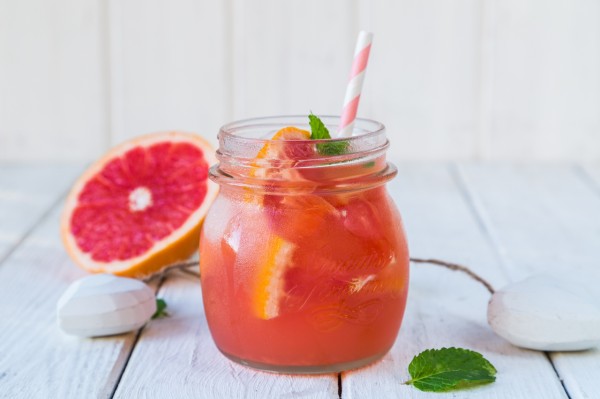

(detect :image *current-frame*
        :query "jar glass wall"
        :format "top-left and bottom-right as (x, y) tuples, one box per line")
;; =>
(200, 116), (409, 374)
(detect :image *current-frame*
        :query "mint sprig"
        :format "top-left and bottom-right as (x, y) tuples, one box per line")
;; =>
(308, 113), (348, 155)
(152, 298), (169, 319)
(404, 347), (497, 392)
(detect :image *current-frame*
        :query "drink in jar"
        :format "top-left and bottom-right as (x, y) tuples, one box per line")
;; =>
(200, 116), (409, 374)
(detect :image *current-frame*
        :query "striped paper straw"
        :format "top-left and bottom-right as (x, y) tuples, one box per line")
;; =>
(337, 31), (373, 138)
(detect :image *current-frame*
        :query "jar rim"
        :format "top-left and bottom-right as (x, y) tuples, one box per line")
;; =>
(213, 115), (395, 193)
(219, 115), (385, 145)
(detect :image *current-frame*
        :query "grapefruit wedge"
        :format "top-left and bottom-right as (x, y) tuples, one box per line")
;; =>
(245, 126), (400, 320)
(246, 126), (334, 320)
(244, 126), (309, 319)
(61, 131), (218, 278)
(248, 126), (311, 182)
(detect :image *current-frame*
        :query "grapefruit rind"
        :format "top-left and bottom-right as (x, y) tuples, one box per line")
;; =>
(61, 131), (219, 278)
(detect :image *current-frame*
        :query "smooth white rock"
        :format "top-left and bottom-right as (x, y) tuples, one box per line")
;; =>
(488, 274), (600, 351)
(57, 274), (156, 337)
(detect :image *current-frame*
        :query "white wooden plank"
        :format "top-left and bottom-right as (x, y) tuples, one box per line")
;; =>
(458, 164), (600, 399)
(458, 164), (600, 281)
(550, 349), (600, 399)
(113, 273), (339, 399)
(231, 0), (357, 119)
(360, 0), (482, 160)
(581, 164), (600, 190)
(107, 0), (229, 148)
(343, 164), (566, 398)
(0, 205), (141, 398)
(0, 163), (82, 262)
(487, 0), (600, 161)
(0, 0), (108, 161)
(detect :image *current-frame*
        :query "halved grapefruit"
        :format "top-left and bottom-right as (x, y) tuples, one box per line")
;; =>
(61, 131), (218, 278)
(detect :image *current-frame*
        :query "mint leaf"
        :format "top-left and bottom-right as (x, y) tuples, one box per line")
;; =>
(308, 113), (348, 155)
(404, 347), (496, 392)
(308, 113), (330, 140)
(316, 141), (349, 156)
(363, 161), (376, 168)
(152, 298), (169, 319)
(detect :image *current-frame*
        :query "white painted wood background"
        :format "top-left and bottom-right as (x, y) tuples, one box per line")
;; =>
(1, 0), (600, 162)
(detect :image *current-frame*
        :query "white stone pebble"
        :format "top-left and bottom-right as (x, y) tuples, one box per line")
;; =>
(488, 274), (600, 351)
(57, 274), (156, 337)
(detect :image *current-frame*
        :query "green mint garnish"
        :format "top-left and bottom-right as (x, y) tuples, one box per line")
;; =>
(317, 141), (349, 156)
(308, 113), (349, 155)
(363, 161), (375, 168)
(404, 347), (497, 392)
(308, 113), (330, 140)
(152, 298), (169, 319)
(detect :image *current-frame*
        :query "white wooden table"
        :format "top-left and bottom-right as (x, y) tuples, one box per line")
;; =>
(1, 162), (599, 399)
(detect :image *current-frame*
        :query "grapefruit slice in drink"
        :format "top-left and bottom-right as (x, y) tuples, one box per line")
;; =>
(245, 126), (399, 320)
(61, 131), (218, 278)
(248, 126), (312, 183)
(250, 233), (296, 320)
(251, 126), (336, 239)
(245, 126), (316, 319)
(249, 127), (403, 319)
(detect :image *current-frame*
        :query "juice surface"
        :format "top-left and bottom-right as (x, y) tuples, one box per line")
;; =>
(200, 185), (409, 368)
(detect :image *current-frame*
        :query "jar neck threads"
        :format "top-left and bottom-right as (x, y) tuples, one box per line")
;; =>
(210, 116), (397, 194)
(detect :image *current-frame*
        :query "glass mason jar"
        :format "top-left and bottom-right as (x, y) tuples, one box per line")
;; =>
(200, 116), (409, 374)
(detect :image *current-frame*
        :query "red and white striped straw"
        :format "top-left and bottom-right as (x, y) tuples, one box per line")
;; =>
(337, 31), (373, 138)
